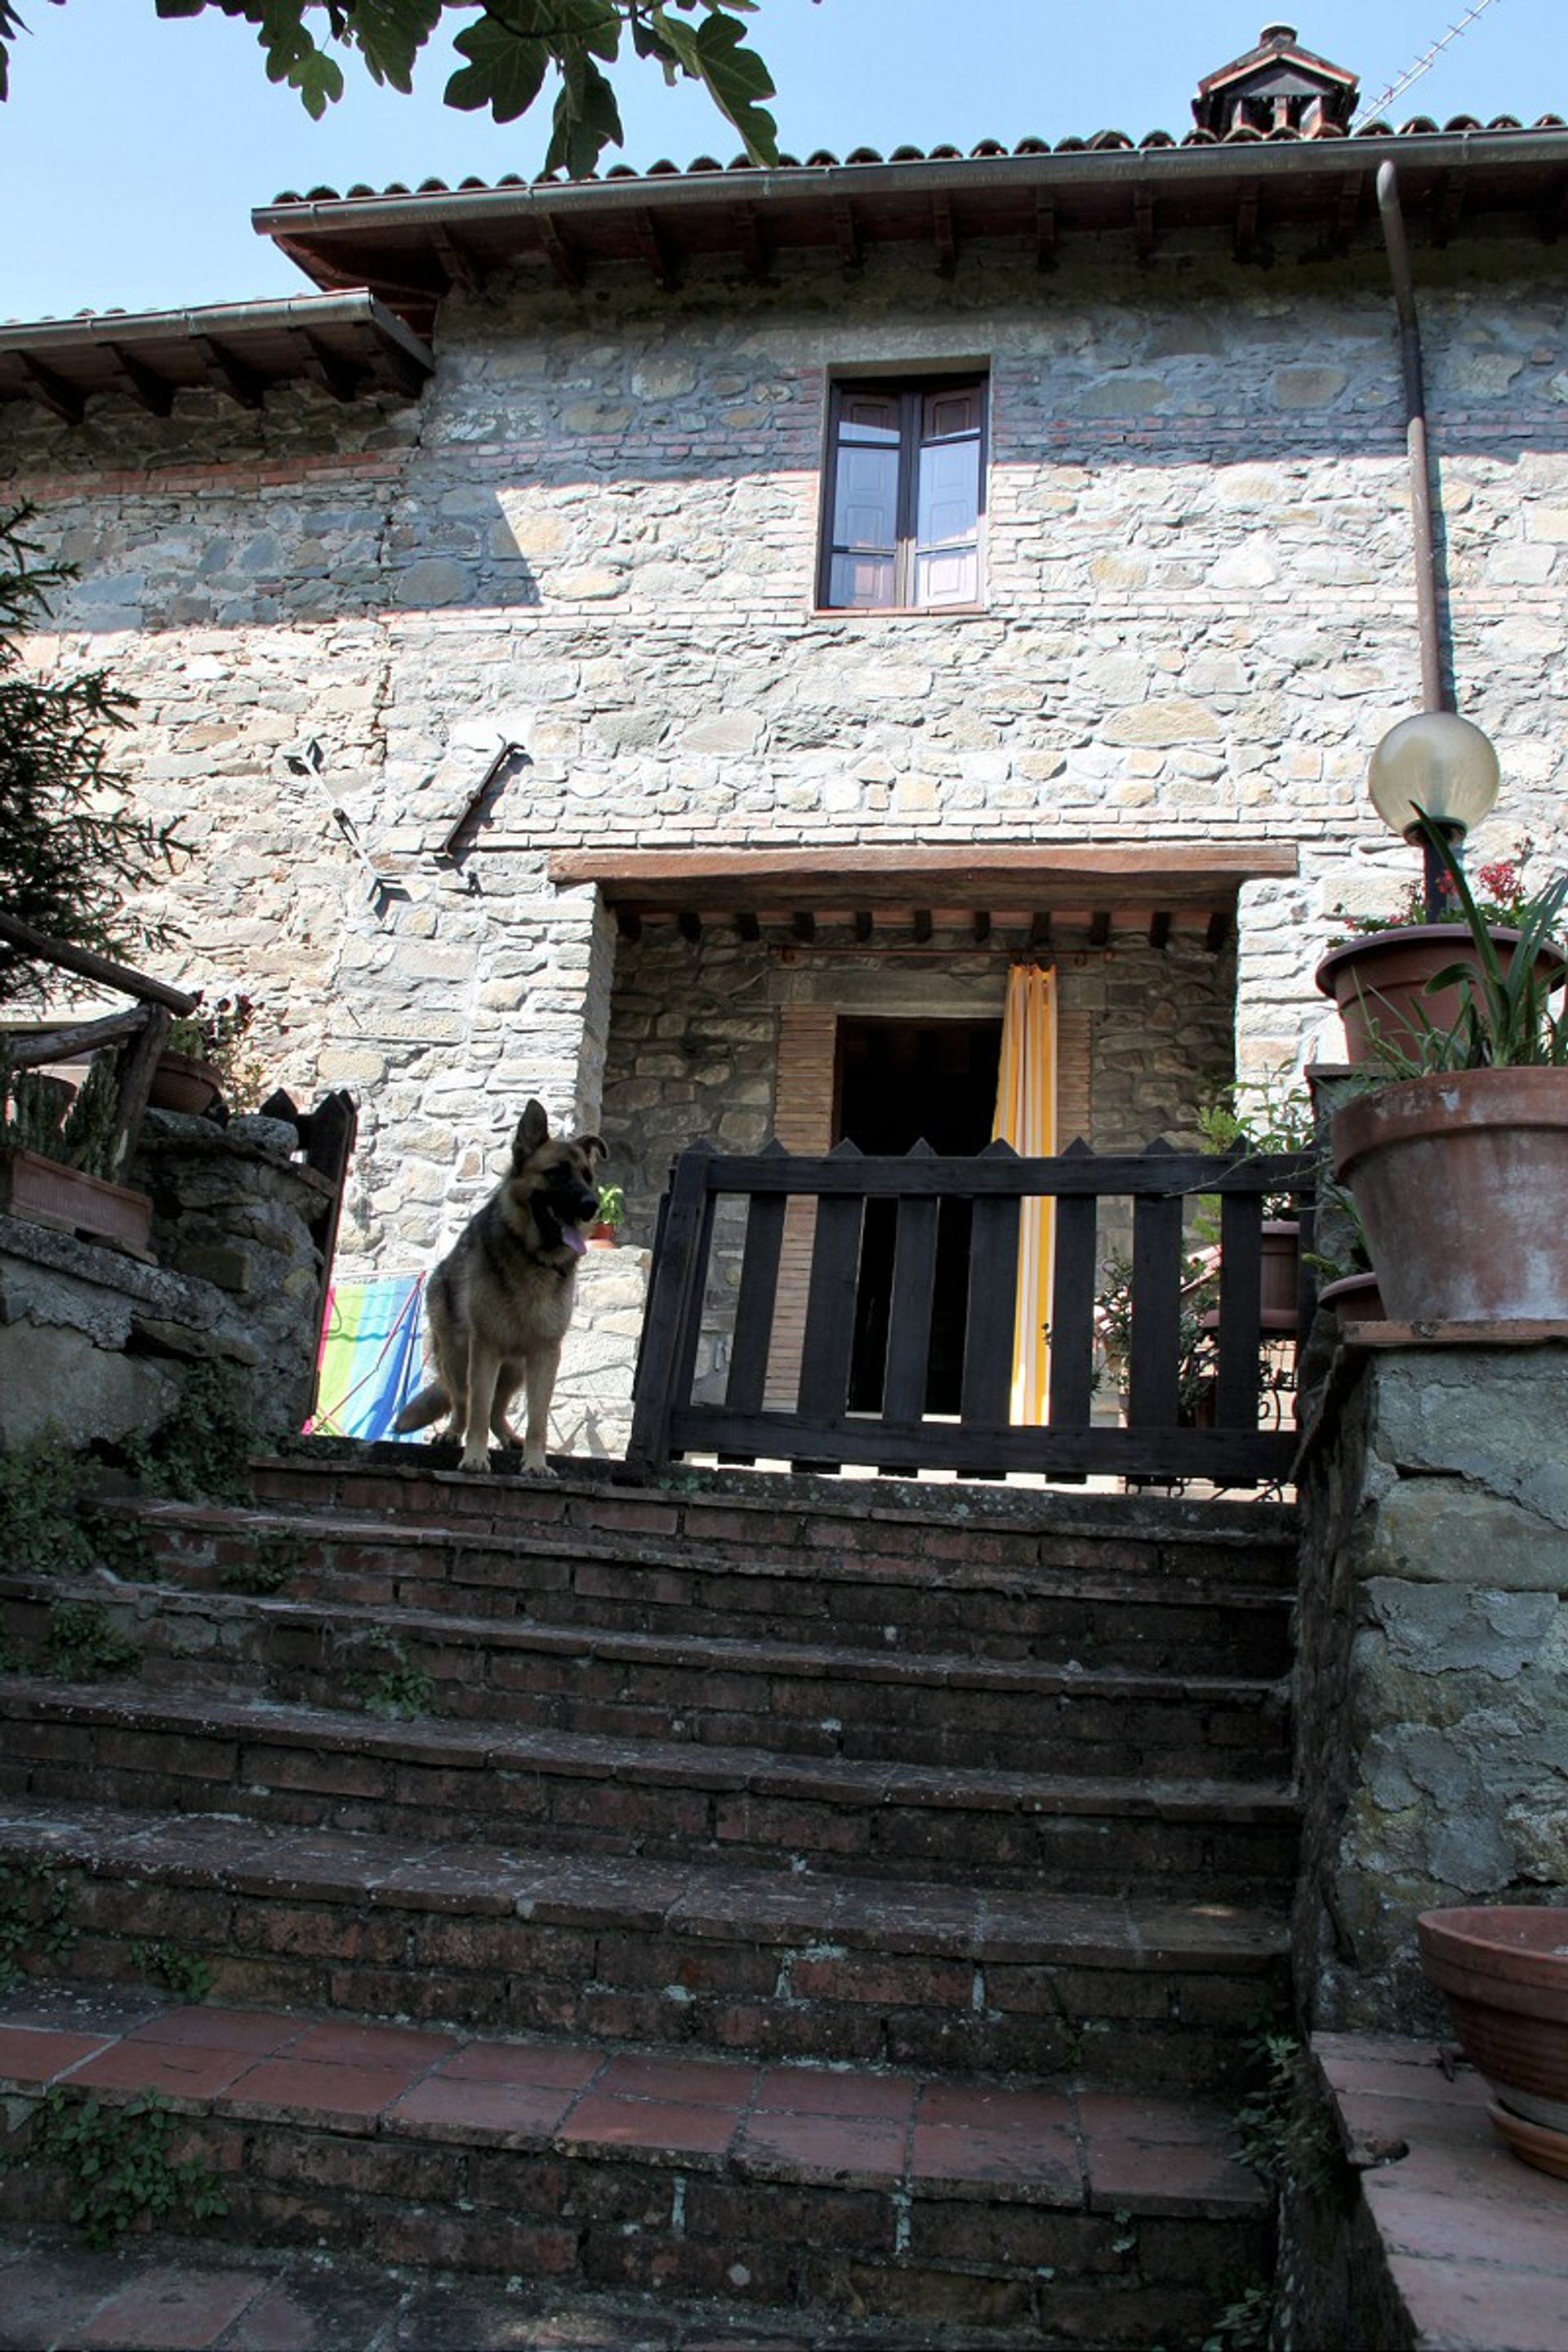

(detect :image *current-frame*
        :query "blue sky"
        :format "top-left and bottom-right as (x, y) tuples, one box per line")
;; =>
(1, 0), (1560, 320)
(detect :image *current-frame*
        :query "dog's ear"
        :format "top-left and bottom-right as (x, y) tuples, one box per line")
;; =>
(577, 1133), (608, 1168)
(514, 1101), (550, 1165)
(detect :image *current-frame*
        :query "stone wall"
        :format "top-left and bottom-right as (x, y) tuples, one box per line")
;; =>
(7, 248), (1568, 1290)
(1293, 1339), (1568, 2034)
(0, 1112), (333, 1453)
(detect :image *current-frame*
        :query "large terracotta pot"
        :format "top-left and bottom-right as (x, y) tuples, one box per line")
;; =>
(1316, 1270), (1386, 1325)
(1316, 926), (1566, 1067)
(1259, 1220), (1300, 1329)
(1332, 1067), (1568, 1321)
(1418, 1908), (1568, 2173)
(149, 1051), (223, 1117)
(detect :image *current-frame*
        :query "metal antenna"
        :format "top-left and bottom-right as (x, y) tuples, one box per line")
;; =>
(1352, 0), (1506, 128)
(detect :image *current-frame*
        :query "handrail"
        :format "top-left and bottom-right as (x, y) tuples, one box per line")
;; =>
(0, 908), (199, 1014)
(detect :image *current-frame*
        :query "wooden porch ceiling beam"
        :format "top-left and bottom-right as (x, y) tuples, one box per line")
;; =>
(733, 199), (771, 278)
(631, 207), (680, 290)
(833, 196), (862, 271)
(1234, 181), (1260, 264)
(932, 191), (957, 275)
(552, 843), (1297, 912)
(1134, 185), (1156, 261)
(430, 225), (482, 296)
(1035, 189), (1058, 270)
(297, 331), (363, 403)
(536, 213), (585, 290)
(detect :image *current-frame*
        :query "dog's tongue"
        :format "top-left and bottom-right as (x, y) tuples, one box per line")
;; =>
(564, 1227), (587, 1257)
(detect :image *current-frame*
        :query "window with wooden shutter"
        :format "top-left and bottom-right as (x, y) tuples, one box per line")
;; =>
(820, 376), (986, 611)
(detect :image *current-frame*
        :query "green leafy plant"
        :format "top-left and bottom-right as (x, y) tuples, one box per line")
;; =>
(1203, 2274), (1275, 2352)
(1364, 813), (1568, 1076)
(1232, 2030), (1342, 2198)
(0, 3), (780, 176)
(126, 1361), (257, 1505)
(0, 505), (180, 1005)
(1092, 1250), (1219, 1422)
(0, 1858), (78, 1990)
(41, 1600), (139, 1681)
(593, 1181), (626, 1232)
(220, 1532), (303, 1594)
(355, 1642), (436, 1722)
(164, 992), (271, 1111)
(12, 2087), (228, 2249)
(0, 1049), (121, 1178)
(0, 1437), (152, 1581)
(128, 1940), (214, 2003)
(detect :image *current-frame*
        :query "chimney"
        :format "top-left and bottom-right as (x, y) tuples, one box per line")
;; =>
(1192, 24), (1359, 139)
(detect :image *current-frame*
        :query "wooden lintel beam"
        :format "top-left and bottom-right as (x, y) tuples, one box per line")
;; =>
(677, 911), (702, 944)
(853, 910), (874, 943)
(104, 342), (175, 417)
(18, 354), (84, 425)
(191, 333), (265, 410)
(912, 910), (933, 944)
(616, 908), (643, 942)
(1149, 911), (1172, 951)
(1035, 189), (1058, 270)
(735, 910), (761, 942)
(1089, 911), (1111, 948)
(430, 226), (482, 296)
(932, 191), (957, 276)
(733, 200), (770, 278)
(298, 331), (363, 403)
(1134, 186), (1156, 261)
(833, 195), (862, 272)
(1234, 182), (1259, 265)
(552, 843), (1296, 909)
(1206, 909), (1233, 953)
(536, 214), (585, 291)
(791, 911), (817, 945)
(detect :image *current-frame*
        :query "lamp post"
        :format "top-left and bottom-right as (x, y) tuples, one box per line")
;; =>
(1366, 710), (1501, 920)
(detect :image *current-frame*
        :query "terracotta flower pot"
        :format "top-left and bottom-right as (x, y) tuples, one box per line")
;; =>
(1332, 1067), (1568, 1322)
(1259, 1219), (1300, 1329)
(1316, 926), (1566, 1067)
(149, 1051), (224, 1117)
(1316, 1270), (1386, 1324)
(1418, 1907), (1568, 2172)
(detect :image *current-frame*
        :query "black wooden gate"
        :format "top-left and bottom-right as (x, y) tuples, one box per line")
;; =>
(626, 1138), (1316, 1487)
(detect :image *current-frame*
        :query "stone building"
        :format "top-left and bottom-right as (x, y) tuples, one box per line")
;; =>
(4, 25), (1567, 1442)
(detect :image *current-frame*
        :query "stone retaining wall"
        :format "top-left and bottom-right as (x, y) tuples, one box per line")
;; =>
(1294, 1339), (1568, 2034)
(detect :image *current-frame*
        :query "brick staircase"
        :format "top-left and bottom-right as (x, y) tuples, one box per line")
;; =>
(0, 1449), (1299, 2348)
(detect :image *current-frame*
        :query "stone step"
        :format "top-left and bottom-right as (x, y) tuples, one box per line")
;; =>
(252, 1450), (1301, 1589)
(0, 1985), (1271, 2347)
(129, 1497), (1294, 1677)
(0, 1801), (1290, 2089)
(0, 1682), (1300, 1896)
(0, 1577), (1291, 1780)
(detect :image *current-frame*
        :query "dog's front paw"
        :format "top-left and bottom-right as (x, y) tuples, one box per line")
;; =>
(459, 1442), (492, 1474)
(523, 1446), (553, 1477)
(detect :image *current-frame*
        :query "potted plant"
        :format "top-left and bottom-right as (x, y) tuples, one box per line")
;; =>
(151, 993), (264, 1117)
(1196, 1076), (1316, 1330)
(1418, 1907), (1568, 2178)
(1331, 817), (1568, 1323)
(1093, 1250), (1220, 1427)
(1316, 843), (1566, 1067)
(586, 1181), (625, 1248)
(0, 1048), (153, 1254)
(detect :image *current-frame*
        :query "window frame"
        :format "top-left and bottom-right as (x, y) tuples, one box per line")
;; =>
(816, 372), (989, 616)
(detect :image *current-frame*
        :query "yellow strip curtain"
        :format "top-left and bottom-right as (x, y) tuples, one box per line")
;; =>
(991, 963), (1058, 1424)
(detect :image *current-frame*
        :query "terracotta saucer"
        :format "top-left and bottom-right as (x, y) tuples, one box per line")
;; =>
(1488, 2100), (1568, 2181)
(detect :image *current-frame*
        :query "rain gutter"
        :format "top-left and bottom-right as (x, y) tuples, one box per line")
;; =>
(1375, 159), (1450, 713)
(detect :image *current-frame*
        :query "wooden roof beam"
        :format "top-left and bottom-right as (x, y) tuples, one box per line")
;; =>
(191, 332), (265, 409)
(631, 207), (680, 291)
(833, 195), (862, 272)
(1035, 189), (1058, 270)
(1432, 169), (1466, 247)
(430, 225), (482, 296)
(1234, 181), (1260, 264)
(932, 190), (957, 275)
(104, 341), (175, 417)
(735, 910), (761, 942)
(732, 199), (771, 278)
(536, 212), (585, 290)
(18, 354), (84, 425)
(792, 911), (816, 944)
(1134, 186), (1156, 261)
(298, 331), (364, 403)
(1331, 169), (1362, 253)
(1206, 909), (1234, 952)
(1540, 172), (1568, 242)
(1149, 911), (1172, 951)
(853, 910), (874, 942)
(1089, 911), (1111, 947)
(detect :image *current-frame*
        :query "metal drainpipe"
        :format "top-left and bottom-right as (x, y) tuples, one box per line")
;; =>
(1376, 160), (1450, 715)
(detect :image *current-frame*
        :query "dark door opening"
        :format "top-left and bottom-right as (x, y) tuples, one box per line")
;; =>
(835, 1017), (1003, 1414)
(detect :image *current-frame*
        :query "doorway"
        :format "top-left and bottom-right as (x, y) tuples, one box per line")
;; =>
(835, 1016), (1004, 1414)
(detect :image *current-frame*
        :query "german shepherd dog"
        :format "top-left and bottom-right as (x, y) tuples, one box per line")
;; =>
(394, 1101), (606, 1475)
